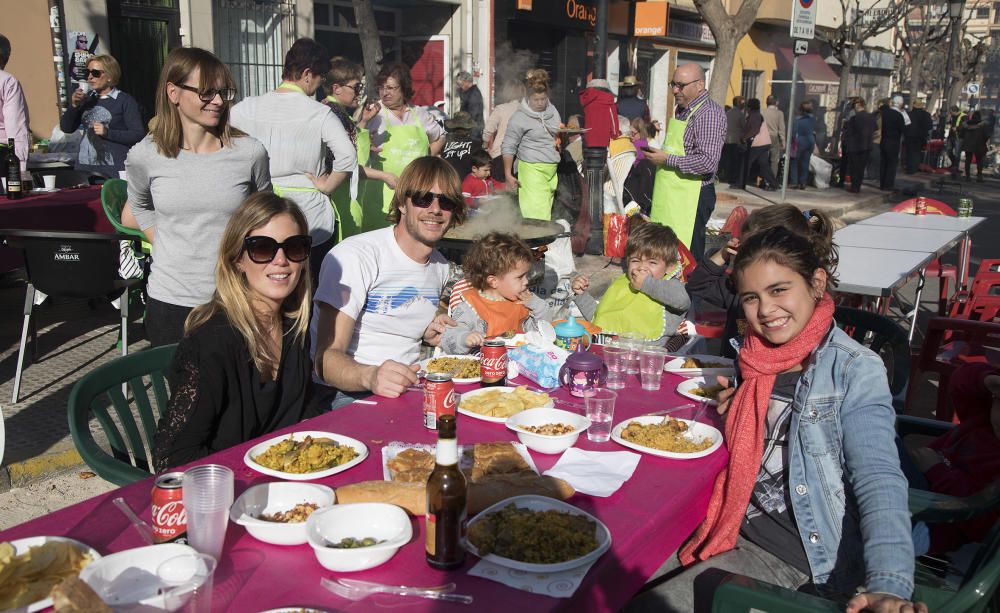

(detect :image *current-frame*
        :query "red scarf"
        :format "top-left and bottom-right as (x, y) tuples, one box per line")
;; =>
(680, 293), (835, 564)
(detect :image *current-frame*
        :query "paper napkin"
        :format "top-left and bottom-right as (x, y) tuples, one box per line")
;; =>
(543, 448), (641, 497)
(468, 558), (598, 598)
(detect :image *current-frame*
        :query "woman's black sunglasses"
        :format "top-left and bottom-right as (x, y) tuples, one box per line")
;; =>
(85, 69), (105, 78)
(408, 191), (460, 212)
(243, 235), (312, 263)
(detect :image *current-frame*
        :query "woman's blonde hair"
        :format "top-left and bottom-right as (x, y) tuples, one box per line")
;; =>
(525, 69), (549, 95)
(89, 54), (122, 87)
(184, 192), (312, 375)
(150, 47), (241, 158)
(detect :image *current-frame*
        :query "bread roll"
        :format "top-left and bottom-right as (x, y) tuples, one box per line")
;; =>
(335, 474), (575, 516)
(51, 576), (112, 613)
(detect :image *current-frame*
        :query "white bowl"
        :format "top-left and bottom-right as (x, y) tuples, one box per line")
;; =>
(505, 407), (591, 454)
(306, 503), (412, 572)
(79, 543), (201, 612)
(230, 482), (336, 545)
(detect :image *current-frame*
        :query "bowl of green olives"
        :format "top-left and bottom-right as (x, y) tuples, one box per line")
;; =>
(306, 503), (412, 572)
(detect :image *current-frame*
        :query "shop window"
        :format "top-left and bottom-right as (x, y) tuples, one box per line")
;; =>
(741, 70), (762, 101)
(315, 3), (330, 26)
(975, 6), (990, 19)
(994, 2), (1000, 22)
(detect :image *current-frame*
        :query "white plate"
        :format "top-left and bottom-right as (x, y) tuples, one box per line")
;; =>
(675, 377), (721, 407)
(243, 431), (369, 480)
(380, 441), (539, 480)
(664, 354), (735, 378)
(465, 495), (611, 573)
(611, 416), (723, 459)
(79, 543), (202, 612)
(457, 386), (555, 423)
(8, 536), (101, 613)
(29, 187), (60, 193)
(419, 355), (480, 384)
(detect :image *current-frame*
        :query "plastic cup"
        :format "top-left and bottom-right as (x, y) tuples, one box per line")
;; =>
(639, 347), (668, 391)
(585, 388), (617, 443)
(602, 345), (627, 390)
(42, 175), (56, 189)
(77, 81), (92, 94)
(118, 170), (128, 181)
(157, 552), (217, 613)
(182, 465), (234, 561)
(619, 334), (641, 375)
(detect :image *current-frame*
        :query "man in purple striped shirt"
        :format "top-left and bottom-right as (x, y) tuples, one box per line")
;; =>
(0, 34), (30, 180)
(644, 63), (725, 259)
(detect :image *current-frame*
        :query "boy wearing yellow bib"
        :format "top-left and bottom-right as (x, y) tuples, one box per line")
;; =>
(572, 223), (690, 346)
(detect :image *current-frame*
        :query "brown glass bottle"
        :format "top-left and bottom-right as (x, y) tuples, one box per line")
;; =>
(425, 413), (467, 570)
(5, 139), (23, 200)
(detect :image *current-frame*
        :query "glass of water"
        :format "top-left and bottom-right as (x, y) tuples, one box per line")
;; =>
(585, 388), (618, 443)
(602, 344), (627, 389)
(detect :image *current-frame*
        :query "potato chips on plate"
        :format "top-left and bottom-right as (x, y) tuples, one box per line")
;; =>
(457, 386), (554, 423)
(0, 536), (100, 612)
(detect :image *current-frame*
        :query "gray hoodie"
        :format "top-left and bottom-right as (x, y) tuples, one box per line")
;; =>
(501, 101), (562, 165)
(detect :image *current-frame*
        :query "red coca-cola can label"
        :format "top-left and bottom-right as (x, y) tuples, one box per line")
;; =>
(152, 472), (188, 544)
(915, 196), (927, 215)
(481, 339), (508, 386)
(423, 373), (456, 429)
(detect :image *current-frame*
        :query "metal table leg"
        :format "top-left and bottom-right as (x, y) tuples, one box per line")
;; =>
(908, 269), (927, 343)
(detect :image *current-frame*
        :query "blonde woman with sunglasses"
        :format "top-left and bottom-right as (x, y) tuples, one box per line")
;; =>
(154, 192), (319, 470)
(123, 47), (271, 346)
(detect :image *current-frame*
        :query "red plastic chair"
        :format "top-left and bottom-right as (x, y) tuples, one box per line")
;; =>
(891, 200), (960, 315)
(949, 278), (1000, 323)
(905, 317), (1000, 422)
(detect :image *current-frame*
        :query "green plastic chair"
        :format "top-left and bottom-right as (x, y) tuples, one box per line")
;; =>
(711, 517), (1000, 613)
(67, 344), (176, 485)
(834, 306), (911, 410)
(100, 179), (150, 254)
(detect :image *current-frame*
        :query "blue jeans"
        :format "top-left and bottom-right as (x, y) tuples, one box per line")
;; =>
(791, 150), (813, 185)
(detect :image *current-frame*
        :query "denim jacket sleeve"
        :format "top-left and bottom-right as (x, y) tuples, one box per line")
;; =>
(839, 351), (915, 599)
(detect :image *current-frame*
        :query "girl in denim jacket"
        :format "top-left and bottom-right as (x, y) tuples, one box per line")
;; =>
(629, 227), (925, 613)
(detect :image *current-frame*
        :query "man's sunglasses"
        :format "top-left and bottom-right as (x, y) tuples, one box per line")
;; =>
(85, 69), (105, 78)
(408, 191), (460, 212)
(175, 83), (238, 102)
(243, 235), (312, 264)
(339, 82), (364, 95)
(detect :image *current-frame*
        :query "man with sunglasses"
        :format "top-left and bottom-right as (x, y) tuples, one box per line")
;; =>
(642, 63), (725, 260)
(231, 38), (356, 280)
(312, 157), (465, 409)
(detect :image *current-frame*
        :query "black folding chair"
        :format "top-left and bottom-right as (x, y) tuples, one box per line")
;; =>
(0, 229), (145, 403)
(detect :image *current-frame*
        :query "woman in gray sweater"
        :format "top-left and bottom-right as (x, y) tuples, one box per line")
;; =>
(501, 69), (562, 221)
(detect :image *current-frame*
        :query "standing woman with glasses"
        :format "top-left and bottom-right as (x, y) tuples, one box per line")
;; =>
(322, 57), (398, 239)
(123, 47), (271, 346)
(501, 68), (561, 221)
(360, 62), (446, 232)
(154, 192), (319, 469)
(231, 38), (356, 277)
(59, 54), (145, 178)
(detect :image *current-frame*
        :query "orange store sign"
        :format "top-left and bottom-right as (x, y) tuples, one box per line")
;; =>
(635, 2), (668, 37)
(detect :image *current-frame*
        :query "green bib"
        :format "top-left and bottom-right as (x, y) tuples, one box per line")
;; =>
(592, 275), (665, 340)
(360, 106), (429, 232)
(516, 160), (558, 221)
(651, 99), (707, 248)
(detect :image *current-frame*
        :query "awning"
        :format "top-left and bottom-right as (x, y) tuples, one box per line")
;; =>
(775, 48), (840, 84)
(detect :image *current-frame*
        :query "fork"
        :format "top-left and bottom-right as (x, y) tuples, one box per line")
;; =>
(321, 577), (473, 604)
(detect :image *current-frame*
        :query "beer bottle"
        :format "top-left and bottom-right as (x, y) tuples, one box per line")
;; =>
(5, 139), (23, 200)
(426, 413), (467, 570)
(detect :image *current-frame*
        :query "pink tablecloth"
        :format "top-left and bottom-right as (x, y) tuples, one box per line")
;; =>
(0, 371), (727, 612)
(0, 186), (111, 272)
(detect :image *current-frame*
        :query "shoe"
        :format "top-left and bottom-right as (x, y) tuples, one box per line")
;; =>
(977, 175), (984, 183)
(849, 188), (861, 193)
(761, 185), (777, 192)
(796, 184), (806, 190)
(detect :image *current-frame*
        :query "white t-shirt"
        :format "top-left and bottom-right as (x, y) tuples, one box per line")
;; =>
(367, 105), (445, 148)
(310, 226), (449, 373)
(231, 90), (357, 245)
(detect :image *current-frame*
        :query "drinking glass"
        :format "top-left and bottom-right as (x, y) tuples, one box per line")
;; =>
(157, 552), (217, 613)
(639, 347), (668, 391)
(182, 465), (234, 561)
(602, 344), (627, 390)
(619, 333), (641, 375)
(585, 388), (618, 443)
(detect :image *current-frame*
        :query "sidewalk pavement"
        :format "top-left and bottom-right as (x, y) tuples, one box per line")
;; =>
(0, 173), (943, 495)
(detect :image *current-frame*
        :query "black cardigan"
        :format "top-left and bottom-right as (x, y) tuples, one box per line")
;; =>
(154, 314), (318, 470)
(686, 255), (742, 359)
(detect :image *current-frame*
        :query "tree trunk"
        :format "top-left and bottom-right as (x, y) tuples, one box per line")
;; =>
(352, 0), (383, 96)
(909, 49), (924, 101)
(708, 35), (738, 103)
(694, 0), (764, 104)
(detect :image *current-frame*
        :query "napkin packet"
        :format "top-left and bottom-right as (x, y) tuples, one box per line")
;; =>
(509, 336), (569, 389)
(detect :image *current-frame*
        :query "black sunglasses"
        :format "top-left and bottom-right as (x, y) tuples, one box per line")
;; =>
(408, 191), (460, 212)
(339, 82), (364, 95)
(85, 69), (105, 78)
(175, 83), (237, 103)
(243, 235), (312, 264)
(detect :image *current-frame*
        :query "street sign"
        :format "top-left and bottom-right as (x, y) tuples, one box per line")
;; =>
(791, 0), (817, 40)
(794, 39), (809, 56)
(967, 83), (981, 95)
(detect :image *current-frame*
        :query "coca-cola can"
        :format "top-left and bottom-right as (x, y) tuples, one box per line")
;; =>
(481, 339), (508, 387)
(915, 196), (927, 216)
(151, 472), (188, 544)
(423, 373), (456, 429)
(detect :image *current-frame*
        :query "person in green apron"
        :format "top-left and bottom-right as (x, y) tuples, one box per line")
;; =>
(642, 63), (726, 260)
(570, 222), (690, 347)
(361, 63), (445, 232)
(501, 68), (562, 221)
(323, 57), (398, 241)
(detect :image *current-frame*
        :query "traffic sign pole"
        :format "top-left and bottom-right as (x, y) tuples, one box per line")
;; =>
(780, 55), (799, 203)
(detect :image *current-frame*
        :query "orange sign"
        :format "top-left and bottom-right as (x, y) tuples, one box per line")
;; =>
(517, 0), (532, 9)
(634, 2), (668, 37)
